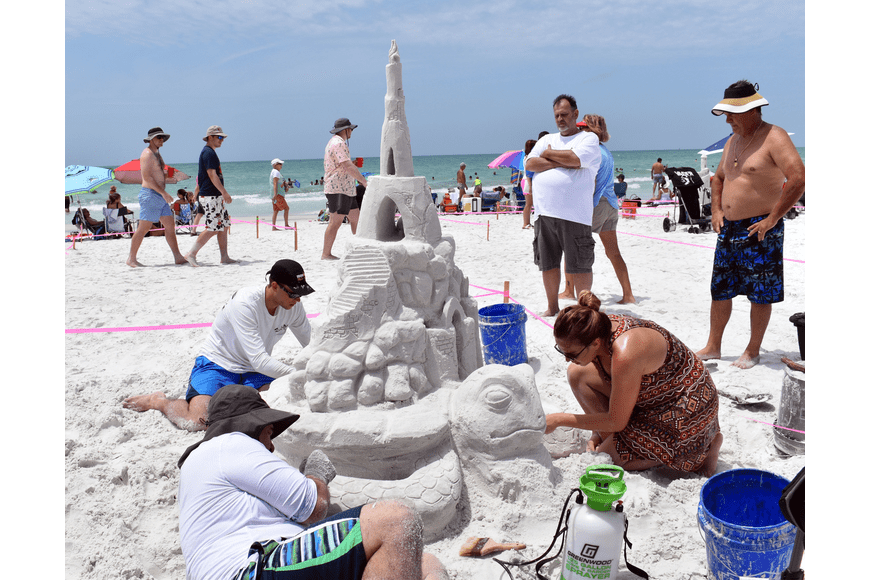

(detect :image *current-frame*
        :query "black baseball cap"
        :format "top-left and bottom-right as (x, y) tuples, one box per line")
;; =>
(266, 259), (315, 296)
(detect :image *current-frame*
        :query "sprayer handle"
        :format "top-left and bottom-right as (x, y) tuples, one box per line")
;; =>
(586, 464), (625, 482)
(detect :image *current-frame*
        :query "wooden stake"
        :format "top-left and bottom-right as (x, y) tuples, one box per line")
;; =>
(487, 220), (490, 241)
(294, 222), (298, 251)
(256, 216), (259, 238)
(503, 281), (509, 303)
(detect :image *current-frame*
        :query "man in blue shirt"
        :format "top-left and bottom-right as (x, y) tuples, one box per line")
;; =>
(185, 125), (238, 266)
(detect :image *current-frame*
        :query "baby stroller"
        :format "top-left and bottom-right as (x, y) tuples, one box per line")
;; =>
(662, 167), (712, 234)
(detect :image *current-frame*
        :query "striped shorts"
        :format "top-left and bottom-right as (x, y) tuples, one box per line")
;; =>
(233, 506), (366, 580)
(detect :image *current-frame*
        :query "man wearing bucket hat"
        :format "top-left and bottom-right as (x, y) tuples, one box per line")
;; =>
(695, 80), (805, 369)
(184, 125), (237, 266)
(123, 259), (314, 430)
(126, 127), (188, 267)
(322, 118), (368, 260)
(177, 385), (449, 580)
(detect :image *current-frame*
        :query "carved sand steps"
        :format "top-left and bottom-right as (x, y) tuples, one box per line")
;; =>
(328, 246), (392, 316)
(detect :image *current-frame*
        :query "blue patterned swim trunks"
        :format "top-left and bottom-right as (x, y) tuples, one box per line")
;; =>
(710, 214), (784, 304)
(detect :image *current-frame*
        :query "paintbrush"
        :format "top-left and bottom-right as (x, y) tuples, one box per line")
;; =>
(459, 537), (526, 557)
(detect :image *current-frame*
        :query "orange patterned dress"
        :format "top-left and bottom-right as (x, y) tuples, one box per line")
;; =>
(592, 315), (720, 472)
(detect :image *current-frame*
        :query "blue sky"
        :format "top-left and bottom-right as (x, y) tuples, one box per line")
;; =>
(62, 0), (806, 166)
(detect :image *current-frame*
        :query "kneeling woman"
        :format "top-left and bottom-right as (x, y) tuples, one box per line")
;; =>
(546, 291), (722, 476)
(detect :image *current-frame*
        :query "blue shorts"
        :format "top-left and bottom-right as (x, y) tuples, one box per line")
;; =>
(185, 356), (275, 401)
(652, 174), (664, 183)
(710, 214), (784, 304)
(138, 188), (173, 223)
(232, 506), (367, 580)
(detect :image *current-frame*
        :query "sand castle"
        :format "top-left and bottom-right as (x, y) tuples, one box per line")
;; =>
(277, 40), (555, 539)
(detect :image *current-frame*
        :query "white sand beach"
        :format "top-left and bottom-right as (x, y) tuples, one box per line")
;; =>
(64, 206), (807, 579)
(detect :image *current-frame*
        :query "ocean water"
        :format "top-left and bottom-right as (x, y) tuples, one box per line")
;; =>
(67, 148), (806, 221)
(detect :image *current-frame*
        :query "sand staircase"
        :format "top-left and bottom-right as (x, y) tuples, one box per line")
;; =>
(328, 246), (393, 316)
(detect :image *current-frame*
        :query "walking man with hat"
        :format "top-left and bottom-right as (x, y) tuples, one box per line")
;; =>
(695, 80), (805, 369)
(126, 127), (187, 267)
(184, 125), (237, 266)
(322, 118), (367, 260)
(177, 385), (449, 580)
(123, 259), (315, 430)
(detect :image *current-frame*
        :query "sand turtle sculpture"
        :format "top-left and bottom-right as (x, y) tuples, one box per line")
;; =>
(277, 363), (554, 540)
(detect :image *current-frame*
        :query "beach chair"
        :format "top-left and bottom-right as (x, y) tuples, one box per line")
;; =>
(662, 167), (712, 234)
(103, 207), (133, 239)
(72, 207), (106, 239)
(175, 203), (193, 234)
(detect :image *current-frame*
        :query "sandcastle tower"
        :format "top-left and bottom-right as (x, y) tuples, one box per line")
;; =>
(280, 41), (552, 540)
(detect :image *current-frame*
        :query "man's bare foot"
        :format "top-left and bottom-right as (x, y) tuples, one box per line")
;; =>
(321, 254), (340, 260)
(697, 432), (723, 477)
(123, 391), (167, 412)
(221, 257), (239, 264)
(174, 255), (188, 265)
(539, 309), (559, 317)
(558, 290), (575, 299)
(272, 227), (279, 231)
(184, 254), (200, 267)
(695, 346), (720, 361)
(126, 257), (145, 268)
(732, 353), (760, 369)
(617, 295), (637, 304)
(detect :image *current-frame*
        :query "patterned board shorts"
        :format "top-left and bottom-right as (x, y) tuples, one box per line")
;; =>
(200, 196), (231, 231)
(711, 214), (784, 304)
(232, 506), (366, 580)
(273, 194), (289, 212)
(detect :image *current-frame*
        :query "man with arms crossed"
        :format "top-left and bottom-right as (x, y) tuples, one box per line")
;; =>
(123, 259), (314, 430)
(185, 125), (237, 266)
(322, 118), (367, 260)
(126, 127), (187, 267)
(696, 81), (805, 369)
(524, 94), (601, 317)
(177, 385), (448, 580)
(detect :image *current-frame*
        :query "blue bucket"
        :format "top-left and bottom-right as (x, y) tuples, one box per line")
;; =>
(697, 469), (796, 580)
(478, 303), (528, 366)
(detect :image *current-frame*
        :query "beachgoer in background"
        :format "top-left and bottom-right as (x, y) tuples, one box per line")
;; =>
(524, 94), (601, 317)
(521, 139), (537, 230)
(650, 158), (665, 199)
(66, 195), (70, 212)
(270, 158), (290, 231)
(322, 118), (367, 260)
(172, 189), (188, 217)
(538, 131), (549, 139)
(545, 291), (722, 476)
(355, 181), (366, 210)
(613, 174), (628, 202)
(184, 125), (237, 266)
(562, 114), (635, 304)
(176, 385), (449, 580)
(189, 184), (204, 236)
(456, 162), (468, 207)
(473, 176), (483, 196)
(696, 80), (805, 369)
(123, 259), (314, 431)
(107, 190), (129, 214)
(126, 127), (187, 267)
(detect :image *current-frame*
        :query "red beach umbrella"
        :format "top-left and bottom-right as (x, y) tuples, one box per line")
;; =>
(112, 159), (191, 184)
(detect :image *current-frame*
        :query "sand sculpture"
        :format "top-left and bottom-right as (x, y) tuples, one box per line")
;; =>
(278, 40), (555, 539)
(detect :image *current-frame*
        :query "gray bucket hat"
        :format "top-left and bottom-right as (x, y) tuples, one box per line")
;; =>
(177, 385), (300, 467)
(330, 118), (358, 134)
(144, 127), (170, 143)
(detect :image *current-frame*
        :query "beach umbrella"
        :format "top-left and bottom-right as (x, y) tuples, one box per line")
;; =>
(488, 150), (523, 170)
(112, 159), (191, 184)
(65, 165), (115, 196)
(698, 134), (733, 156)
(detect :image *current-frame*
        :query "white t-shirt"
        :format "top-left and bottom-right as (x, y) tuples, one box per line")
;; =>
(270, 168), (283, 198)
(528, 131), (601, 225)
(199, 286), (311, 378)
(179, 432), (318, 580)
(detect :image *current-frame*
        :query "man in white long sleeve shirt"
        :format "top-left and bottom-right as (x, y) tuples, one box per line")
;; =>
(123, 259), (314, 431)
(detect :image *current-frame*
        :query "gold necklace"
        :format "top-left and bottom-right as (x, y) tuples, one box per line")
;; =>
(733, 123), (762, 167)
